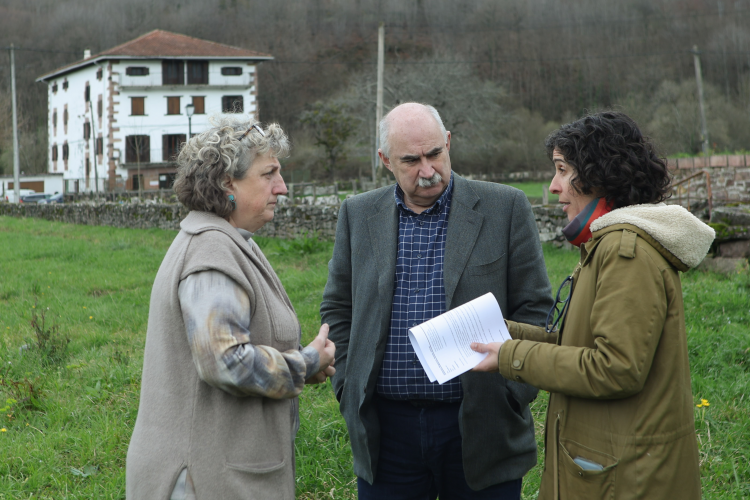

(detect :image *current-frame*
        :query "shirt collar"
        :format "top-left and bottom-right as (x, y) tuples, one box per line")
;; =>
(394, 172), (454, 215)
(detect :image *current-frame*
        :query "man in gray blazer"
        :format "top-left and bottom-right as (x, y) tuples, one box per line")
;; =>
(321, 103), (552, 499)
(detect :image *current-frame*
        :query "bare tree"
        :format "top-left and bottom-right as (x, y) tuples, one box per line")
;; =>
(300, 101), (356, 183)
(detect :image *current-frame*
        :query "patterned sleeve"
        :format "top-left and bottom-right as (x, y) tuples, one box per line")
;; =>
(178, 270), (320, 399)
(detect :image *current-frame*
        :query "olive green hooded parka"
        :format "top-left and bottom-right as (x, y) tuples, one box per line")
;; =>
(499, 203), (715, 500)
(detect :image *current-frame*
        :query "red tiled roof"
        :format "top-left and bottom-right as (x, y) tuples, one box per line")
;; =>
(100, 30), (271, 58)
(37, 30), (272, 81)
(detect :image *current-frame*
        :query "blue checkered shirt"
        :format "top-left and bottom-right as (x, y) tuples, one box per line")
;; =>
(376, 174), (462, 402)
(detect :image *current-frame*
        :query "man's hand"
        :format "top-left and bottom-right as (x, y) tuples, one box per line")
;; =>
(470, 341), (504, 372)
(306, 324), (336, 384)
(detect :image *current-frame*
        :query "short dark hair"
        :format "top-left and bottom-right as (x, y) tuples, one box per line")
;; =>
(545, 111), (671, 209)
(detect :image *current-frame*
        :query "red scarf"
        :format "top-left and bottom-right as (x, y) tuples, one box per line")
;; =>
(562, 198), (614, 247)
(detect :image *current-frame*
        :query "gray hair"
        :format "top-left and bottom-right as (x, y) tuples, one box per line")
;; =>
(378, 103), (448, 159)
(174, 115), (290, 216)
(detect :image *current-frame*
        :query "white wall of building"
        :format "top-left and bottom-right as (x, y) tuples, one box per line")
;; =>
(45, 58), (260, 192)
(46, 63), (109, 192)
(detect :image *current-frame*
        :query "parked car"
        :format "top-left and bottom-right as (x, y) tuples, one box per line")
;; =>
(21, 193), (52, 204)
(38, 193), (64, 204)
(4, 189), (36, 203)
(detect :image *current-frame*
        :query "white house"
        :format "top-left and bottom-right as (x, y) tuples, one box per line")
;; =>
(36, 30), (272, 193)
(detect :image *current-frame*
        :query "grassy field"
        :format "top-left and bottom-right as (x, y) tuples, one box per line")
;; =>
(504, 181), (558, 205)
(0, 216), (748, 499)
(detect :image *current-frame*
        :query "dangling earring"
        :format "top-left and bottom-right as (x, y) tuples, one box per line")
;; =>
(228, 194), (237, 211)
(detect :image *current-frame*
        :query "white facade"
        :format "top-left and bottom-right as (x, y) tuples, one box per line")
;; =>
(38, 33), (270, 193)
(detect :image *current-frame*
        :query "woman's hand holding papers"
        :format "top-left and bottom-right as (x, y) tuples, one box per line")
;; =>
(470, 341), (505, 372)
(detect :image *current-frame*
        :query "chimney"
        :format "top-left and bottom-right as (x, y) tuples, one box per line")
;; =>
(84, 49), (91, 59)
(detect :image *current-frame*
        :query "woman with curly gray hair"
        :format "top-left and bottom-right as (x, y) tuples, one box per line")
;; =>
(126, 117), (335, 500)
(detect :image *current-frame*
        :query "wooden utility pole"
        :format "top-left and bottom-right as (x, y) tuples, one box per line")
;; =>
(692, 45), (710, 157)
(10, 44), (21, 203)
(373, 22), (384, 183)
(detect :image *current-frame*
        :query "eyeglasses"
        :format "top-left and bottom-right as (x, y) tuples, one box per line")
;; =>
(238, 123), (265, 140)
(546, 275), (573, 333)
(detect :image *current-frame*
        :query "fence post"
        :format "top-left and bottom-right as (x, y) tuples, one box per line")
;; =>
(542, 184), (549, 205)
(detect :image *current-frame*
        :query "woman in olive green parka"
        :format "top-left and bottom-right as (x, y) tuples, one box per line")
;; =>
(473, 112), (714, 500)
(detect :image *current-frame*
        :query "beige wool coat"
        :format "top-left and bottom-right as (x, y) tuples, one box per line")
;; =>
(498, 204), (714, 500)
(126, 211), (302, 499)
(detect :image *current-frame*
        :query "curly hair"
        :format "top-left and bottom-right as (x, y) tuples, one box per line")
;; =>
(173, 115), (290, 217)
(544, 111), (671, 209)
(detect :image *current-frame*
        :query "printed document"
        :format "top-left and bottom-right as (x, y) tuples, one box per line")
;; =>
(408, 292), (511, 384)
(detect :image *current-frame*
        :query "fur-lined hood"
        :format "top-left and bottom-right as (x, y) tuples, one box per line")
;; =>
(590, 203), (715, 269)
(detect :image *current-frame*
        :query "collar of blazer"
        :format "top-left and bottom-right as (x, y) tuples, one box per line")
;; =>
(366, 174), (485, 310)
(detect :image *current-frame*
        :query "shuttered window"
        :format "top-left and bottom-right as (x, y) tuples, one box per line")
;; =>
(162, 61), (184, 85)
(131, 97), (145, 115)
(166, 96), (181, 115)
(163, 134), (186, 161)
(192, 96), (205, 114)
(222, 95), (243, 113)
(126, 135), (150, 163)
(187, 61), (208, 84)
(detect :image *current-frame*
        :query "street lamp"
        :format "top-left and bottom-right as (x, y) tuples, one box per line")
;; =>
(185, 103), (195, 138)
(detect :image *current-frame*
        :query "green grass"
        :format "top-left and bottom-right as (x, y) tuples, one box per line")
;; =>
(0, 216), (748, 499)
(504, 181), (558, 205)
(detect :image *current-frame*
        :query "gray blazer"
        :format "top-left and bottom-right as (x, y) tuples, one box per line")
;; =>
(321, 174), (553, 490)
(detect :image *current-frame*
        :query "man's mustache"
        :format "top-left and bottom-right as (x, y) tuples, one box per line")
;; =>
(417, 173), (443, 188)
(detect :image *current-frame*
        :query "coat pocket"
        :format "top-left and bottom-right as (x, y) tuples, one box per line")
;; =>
(559, 439), (618, 500)
(467, 253), (506, 276)
(222, 460), (293, 499)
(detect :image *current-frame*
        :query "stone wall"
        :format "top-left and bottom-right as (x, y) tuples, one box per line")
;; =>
(668, 155), (750, 204)
(0, 201), (570, 244)
(0, 202), (189, 231)
(533, 205), (568, 244)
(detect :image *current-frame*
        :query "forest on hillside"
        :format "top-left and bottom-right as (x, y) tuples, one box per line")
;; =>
(2, 0), (750, 180)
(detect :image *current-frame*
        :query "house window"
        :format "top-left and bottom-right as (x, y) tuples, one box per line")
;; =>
(126, 135), (150, 163)
(97, 95), (103, 119)
(86, 157), (90, 176)
(131, 97), (145, 115)
(187, 61), (208, 84)
(222, 95), (243, 113)
(162, 60), (184, 85)
(163, 134), (186, 161)
(126, 67), (150, 76)
(159, 173), (177, 189)
(53, 109), (57, 129)
(192, 96), (205, 114)
(83, 122), (91, 140)
(96, 137), (104, 155)
(62, 79), (68, 90)
(52, 83), (58, 93)
(166, 96), (181, 115)
(221, 67), (242, 76)
(62, 142), (69, 160)
(132, 174), (144, 191)
(84, 83), (90, 103)
(63, 107), (68, 126)
(51, 145), (58, 161)
(96, 67), (103, 80)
